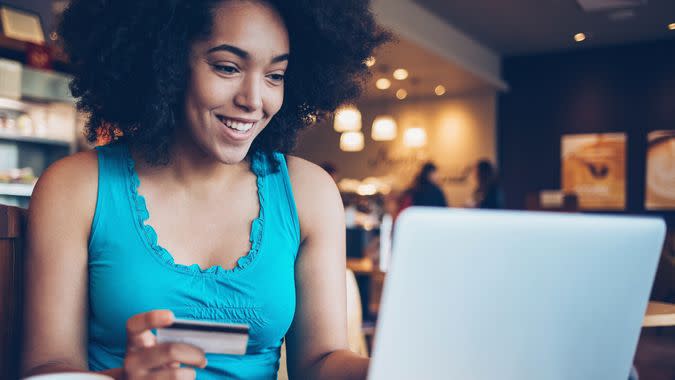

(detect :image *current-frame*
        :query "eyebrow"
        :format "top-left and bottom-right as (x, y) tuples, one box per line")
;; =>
(207, 43), (289, 64)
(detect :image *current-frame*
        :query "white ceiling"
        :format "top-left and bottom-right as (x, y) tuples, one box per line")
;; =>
(412, 0), (675, 55)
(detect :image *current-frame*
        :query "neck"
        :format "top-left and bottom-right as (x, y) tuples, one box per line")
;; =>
(134, 127), (249, 191)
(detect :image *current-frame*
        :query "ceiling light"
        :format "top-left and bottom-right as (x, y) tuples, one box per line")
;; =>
(669, 23), (675, 30)
(574, 33), (587, 42)
(340, 131), (364, 152)
(357, 183), (378, 196)
(376, 78), (391, 90)
(434, 85), (446, 96)
(371, 116), (397, 141)
(393, 68), (409, 80)
(403, 127), (427, 148)
(365, 56), (376, 67)
(396, 89), (408, 100)
(333, 105), (362, 132)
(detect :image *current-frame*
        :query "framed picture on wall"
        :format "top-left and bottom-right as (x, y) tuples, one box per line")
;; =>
(645, 130), (675, 210)
(561, 133), (626, 210)
(0, 4), (45, 45)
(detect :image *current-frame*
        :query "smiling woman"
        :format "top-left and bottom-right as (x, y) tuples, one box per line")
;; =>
(182, 1), (289, 165)
(59, 0), (388, 167)
(21, 1), (389, 380)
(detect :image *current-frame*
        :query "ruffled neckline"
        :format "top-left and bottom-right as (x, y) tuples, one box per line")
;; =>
(123, 144), (266, 276)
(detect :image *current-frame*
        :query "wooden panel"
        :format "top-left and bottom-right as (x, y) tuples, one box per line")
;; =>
(0, 204), (26, 380)
(0, 241), (15, 366)
(0, 205), (22, 239)
(0, 239), (22, 380)
(643, 301), (675, 327)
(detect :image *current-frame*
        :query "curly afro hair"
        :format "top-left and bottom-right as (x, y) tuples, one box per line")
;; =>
(59, 0), (390, 166)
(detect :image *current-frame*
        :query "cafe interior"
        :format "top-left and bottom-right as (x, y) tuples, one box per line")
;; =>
(1, 0), (675, 379)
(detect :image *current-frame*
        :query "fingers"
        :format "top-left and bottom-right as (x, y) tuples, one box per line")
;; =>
(124, 343), (207, 377)
(124, 310), (208, 379)
(127, 310), (175, 348)
(144, 368), (197, 380)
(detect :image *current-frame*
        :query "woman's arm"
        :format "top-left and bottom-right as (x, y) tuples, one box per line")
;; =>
(22, 152), (206, 380)
(21, 151), (102, 376)
(285, 157), (369, 380)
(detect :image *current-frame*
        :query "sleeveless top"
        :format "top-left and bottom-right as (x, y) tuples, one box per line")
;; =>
(87, 142), (300, 379)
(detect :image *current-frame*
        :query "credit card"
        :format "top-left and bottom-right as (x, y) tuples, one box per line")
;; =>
(156, 318), (250, 355)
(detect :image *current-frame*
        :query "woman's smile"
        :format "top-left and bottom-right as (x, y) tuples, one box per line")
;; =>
(215, 114), (261, 142)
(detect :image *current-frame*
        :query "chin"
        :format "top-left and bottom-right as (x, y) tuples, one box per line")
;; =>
(213, 143), (254, 165)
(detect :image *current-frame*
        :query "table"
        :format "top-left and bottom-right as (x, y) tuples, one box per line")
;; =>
(346, 257), (376, 274)
(643, 301), (675, 327)
(346, 257), (386, 317)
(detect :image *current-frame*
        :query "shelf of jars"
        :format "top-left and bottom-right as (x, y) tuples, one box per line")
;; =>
(0, 129), (72, 146)
(0, 167), (36, 206)
(0, 55), (78, 205)
(0, 100), (76, 147)
(0, 57), (77, 146)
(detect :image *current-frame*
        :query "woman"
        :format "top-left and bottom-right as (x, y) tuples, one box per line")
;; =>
(402, 162), (448, 209)
(22, 1), (388, 379)
(473, 159), (504, 209)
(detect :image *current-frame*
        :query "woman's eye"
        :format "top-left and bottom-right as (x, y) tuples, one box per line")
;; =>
(267, 73), (285, 82)
(213, 64), (239, 75)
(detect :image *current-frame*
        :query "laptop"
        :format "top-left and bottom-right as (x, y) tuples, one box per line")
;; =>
(368, 207), (666, 380)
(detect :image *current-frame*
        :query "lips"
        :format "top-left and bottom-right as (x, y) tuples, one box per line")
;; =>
(216, 115), (257, 133)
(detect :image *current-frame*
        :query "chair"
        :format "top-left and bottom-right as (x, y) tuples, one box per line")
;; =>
(345, 269), (368, 356)
(0, 204), (27, 380)
(277, 269), (368, 380)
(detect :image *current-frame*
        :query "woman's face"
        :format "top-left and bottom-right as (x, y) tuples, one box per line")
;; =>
(184, 0), (289, 164)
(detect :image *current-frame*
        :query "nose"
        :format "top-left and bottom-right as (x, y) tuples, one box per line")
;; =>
(233, 73), (263, 113)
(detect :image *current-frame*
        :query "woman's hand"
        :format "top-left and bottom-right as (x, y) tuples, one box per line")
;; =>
(123, 310), (207, 379)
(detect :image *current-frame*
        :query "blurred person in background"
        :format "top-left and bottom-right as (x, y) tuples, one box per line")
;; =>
(400, 162), (448, 210)
(473, 159), (504, 209)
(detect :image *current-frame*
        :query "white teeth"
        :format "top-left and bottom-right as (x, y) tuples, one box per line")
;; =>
(219, 117), (255, 132)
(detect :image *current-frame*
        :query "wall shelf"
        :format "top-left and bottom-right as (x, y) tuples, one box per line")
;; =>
(0, 37), (74, 208)
(0, 183), (34, 197)
(0, 97), (26, 112)
(0, 130), (72, 147)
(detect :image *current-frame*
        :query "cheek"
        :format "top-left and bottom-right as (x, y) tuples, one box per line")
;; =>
(196, 82), (234, 110)
(188, 68), (234, 111)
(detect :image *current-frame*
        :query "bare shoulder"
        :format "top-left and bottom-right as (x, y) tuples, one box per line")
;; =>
(285, 155), (343, 237)
(285, 155), (335, 187)
(32, 150), (98, 201)
(285, 155), (341, 202)
(30, 149), (99, 228)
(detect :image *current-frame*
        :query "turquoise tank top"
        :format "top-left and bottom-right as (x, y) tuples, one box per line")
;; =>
(87, 142), (300, 379)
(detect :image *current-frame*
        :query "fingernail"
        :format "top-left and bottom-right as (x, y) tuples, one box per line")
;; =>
(202, 358), (208, 368)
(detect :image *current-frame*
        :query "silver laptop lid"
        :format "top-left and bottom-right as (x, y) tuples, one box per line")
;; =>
(369, 208), (665, 380)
